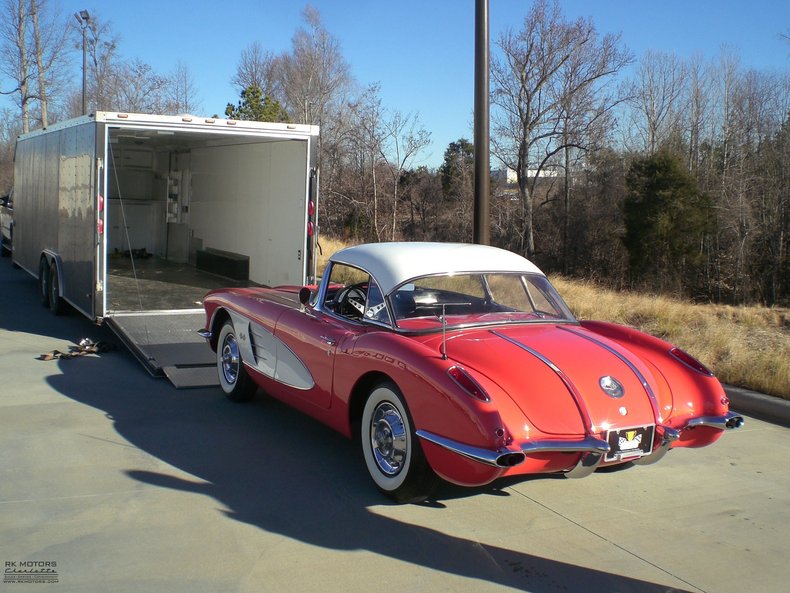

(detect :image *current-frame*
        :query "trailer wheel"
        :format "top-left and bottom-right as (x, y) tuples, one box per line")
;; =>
(216, 320), (256, 402)
(38, 259), (50, 308)
(48, 263), (65, 315)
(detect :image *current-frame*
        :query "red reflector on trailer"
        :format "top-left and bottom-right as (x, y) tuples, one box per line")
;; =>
(308, 200), (314, 217)
(307, 221), (314, 237)
(97, 218), (103, 235)
(97, 195), (104, 212)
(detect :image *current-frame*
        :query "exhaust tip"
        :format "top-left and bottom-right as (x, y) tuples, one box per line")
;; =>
(725, 415), (744, 429)
(496, 452), (526, 467)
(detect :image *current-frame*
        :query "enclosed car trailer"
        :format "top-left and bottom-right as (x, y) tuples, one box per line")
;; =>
(12, 112), (319, 386)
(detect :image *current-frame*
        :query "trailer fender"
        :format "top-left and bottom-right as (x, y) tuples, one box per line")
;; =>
(39, 251), (65, 315)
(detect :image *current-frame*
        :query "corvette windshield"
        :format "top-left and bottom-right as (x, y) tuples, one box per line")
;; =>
(390, 272), (576, 330)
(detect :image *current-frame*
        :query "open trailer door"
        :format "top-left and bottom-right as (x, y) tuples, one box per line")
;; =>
(96, 113), (318, 387)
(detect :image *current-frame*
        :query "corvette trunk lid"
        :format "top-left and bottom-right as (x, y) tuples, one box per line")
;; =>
(438, 323), (660, 436)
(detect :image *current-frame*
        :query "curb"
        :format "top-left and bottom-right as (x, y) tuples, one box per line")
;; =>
(724, 385), (790, 428)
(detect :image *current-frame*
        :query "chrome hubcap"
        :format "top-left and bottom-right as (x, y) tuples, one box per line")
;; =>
(370, 402), (407, 475)
(220, 333), (240, 385)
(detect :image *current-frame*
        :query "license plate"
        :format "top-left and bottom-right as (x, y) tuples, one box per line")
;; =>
(605, 425), (655, 461)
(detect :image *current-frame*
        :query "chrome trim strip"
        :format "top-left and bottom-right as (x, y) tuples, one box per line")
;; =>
(416, 430), (611, 471)
(416, 430), (525, 467)
(490, 330), (595, 436)
(685, 412), (744, 431)
(558, 326), (663, 424)
(109, 308), (204, 316)
(521, 436), (610, 455)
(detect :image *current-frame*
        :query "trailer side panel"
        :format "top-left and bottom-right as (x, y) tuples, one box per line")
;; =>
(13, 121), (96, 317)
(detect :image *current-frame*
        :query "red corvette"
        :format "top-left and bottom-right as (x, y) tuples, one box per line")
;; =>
(200, 242), (743, 502)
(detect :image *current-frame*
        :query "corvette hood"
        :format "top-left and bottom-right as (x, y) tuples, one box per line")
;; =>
(440, 324), (662, 436)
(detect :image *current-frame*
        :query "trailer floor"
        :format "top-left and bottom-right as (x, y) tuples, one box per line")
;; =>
(105, 256), (252, 388)
(106, 255), (252, 312)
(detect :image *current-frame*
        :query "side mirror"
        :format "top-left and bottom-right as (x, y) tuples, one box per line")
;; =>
(298, 286), (312, 306)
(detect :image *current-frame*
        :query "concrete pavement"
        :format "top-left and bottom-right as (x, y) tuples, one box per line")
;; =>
(2, 260), (789, 593)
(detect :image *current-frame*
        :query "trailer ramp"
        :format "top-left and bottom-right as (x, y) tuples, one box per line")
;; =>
(106, 312), (219, 389)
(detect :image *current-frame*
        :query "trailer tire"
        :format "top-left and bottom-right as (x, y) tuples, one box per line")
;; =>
(38, 259), (50, 308)
(217, 320), (256, 402)
(48, 263), (65, 315)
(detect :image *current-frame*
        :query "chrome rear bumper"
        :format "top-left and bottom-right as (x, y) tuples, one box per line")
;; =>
(417, 412), (743, 477)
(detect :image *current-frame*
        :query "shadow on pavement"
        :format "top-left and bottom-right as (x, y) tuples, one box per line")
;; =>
(2, 261), (691, 592)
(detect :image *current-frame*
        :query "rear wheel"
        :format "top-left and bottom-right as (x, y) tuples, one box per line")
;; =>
(38, 259), (50, 307)
(48, 263), (65, 315)
(360, 382), (438, 503)
(216, 320), (256, 402)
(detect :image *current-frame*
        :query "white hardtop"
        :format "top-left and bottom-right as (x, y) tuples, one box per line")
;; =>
(330, 242), (545, 295)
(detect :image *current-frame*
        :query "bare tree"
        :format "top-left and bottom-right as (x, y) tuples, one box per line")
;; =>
(627, 50), (686, 154)
(379, 110), (431, 240)
(344, 84), (430, 240)
(231, 41), (279, 99)
(491, 0), (629, 258)
(348, 84), (386, 240)
(112, 58), (168, 113)
(277, 6), (351, 127)
(1, 0), (32, 132)
(0, 107), (20, 191)
(167, 60), (200, 114)
(81, 11), (120, 113)
(552, 27), (631, 270)
(683, 52), (713, 174)
(28, 0), (69, 127)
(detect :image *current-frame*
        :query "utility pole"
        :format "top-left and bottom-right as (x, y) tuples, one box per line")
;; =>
(75, 10), (90, 115)
(473, 0), (490, 245)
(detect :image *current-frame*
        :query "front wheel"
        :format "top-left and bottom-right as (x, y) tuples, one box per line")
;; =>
(216, 320), (256, 402)
(360, 382), (438, 503)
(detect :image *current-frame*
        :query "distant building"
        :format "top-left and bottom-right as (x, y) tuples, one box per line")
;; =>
(492, 165), (563, 185)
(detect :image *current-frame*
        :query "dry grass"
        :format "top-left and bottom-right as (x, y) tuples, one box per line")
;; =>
(315, 237), (790, 399)
(553, 277), (790, 400)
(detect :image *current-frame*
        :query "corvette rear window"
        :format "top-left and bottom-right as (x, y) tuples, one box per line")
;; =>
(392, 272), (575, 330)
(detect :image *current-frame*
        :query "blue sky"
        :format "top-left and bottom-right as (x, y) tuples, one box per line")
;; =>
(5, 1), (789, 167)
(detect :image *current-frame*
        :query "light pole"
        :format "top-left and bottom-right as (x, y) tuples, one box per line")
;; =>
(75, 10), (90, 115)
(473, 0), (490, 245)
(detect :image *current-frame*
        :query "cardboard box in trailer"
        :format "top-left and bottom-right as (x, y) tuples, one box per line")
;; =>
(12, 112), (319, 386)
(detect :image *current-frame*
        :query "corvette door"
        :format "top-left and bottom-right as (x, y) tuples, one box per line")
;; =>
(273, 308), (350, 409)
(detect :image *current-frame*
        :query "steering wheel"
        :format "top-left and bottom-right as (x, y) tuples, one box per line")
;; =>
(334, 282), (367, 317)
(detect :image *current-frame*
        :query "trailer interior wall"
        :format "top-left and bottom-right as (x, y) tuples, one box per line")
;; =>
(189, 139), (309, 287)
(13, 122), (95, 317)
